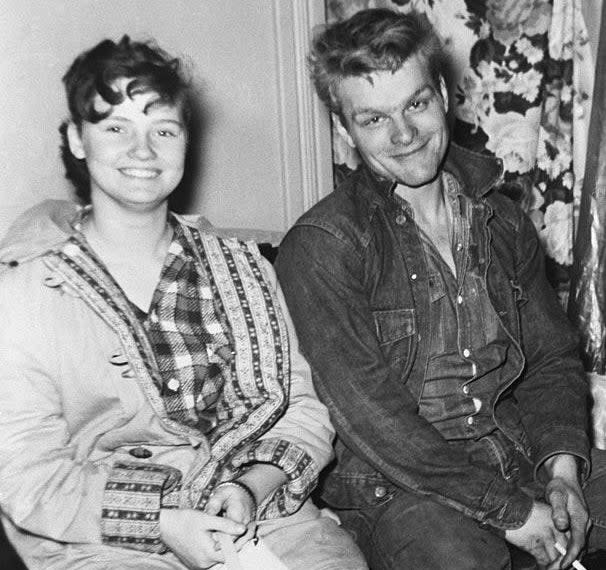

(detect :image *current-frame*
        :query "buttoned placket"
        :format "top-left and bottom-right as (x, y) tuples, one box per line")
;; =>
(449, 194), (483, 428)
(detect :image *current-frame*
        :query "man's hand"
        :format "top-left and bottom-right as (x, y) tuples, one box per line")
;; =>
(159, 508), (246, 569)
(505, 501), (569, 568)
(505, 454), (591, 569)
(543, 454), (590, 569)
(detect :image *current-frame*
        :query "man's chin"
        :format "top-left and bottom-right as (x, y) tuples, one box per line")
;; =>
(395, 169), (441, 189)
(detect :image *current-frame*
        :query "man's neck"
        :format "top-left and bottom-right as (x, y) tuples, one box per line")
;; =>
(394, 174), (446, 226)
(395, 173), (456, 275)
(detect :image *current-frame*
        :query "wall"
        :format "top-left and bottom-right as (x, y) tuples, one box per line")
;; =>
(583, 0), (603, 60)
(0, 0), (331, 240)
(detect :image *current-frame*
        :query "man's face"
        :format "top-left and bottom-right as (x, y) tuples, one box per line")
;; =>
(335, 53), (449, 190)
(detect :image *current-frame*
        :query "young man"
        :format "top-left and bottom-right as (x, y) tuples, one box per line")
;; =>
(275, 9), (606, 570)
(0, 36), (367, 570)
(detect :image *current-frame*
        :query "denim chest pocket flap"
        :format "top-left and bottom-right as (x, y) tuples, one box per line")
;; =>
(373, 308), (416, 344)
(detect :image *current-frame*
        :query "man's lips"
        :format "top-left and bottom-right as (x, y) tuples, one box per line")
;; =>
(389, 140), (429, 159)
(119, 168), (161, 179)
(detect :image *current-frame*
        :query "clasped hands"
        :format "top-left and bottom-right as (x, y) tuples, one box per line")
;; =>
(159, 479), (257, 569)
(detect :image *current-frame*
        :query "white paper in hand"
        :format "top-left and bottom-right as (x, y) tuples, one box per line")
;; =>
(216, 533), (289, 570)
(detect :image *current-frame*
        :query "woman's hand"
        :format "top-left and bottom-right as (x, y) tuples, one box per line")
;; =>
(205, 481), (258, 550)
(204, 464), (288, 551)
(159, 508), (246, 569)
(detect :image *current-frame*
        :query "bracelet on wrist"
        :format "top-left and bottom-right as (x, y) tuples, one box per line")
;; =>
(215, 480), (258, 516)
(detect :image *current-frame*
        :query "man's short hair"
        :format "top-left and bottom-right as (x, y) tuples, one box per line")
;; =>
(59, 35), (192, 203)
(309, 9), (447, 118)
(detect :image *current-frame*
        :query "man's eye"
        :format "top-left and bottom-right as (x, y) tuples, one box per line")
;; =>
(409, 98), (429, 112)
(106, 125), (124, 133)
(157, 129), (177, 138)
(363, 116), (385, 127)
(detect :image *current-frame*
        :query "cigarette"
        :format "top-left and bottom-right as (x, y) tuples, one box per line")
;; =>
(554, 541), (587, 570)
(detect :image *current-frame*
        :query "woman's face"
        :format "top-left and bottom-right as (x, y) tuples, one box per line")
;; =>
(68, 78), (187, 212)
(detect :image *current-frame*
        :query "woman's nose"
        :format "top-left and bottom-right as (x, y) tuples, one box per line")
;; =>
(128, 131), (156, 159)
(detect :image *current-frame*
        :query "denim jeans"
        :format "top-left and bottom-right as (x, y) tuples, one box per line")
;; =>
(335, 447), (606, 570)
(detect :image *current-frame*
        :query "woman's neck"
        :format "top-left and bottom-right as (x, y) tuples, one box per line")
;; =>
(81, 199), (173, 263)
(80, 199), (174, 311)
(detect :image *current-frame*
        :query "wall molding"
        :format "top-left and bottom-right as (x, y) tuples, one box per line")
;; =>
(271, 0), (332, 230)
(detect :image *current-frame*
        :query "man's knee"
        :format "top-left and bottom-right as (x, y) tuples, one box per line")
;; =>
(350, 494), (511, 570)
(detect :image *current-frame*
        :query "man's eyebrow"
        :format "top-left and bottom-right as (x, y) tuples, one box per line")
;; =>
(351, 84), (435, 119)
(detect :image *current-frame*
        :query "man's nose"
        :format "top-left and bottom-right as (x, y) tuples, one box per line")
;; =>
(390, 117), (416, 145)
(128, 131), (156, 159)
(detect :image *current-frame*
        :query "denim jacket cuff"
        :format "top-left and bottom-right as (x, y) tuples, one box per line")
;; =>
(479, 477), (534, 530)
(530, 426), (591, 482)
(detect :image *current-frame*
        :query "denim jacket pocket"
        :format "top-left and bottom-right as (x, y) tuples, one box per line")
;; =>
(372, 308), (416, 366)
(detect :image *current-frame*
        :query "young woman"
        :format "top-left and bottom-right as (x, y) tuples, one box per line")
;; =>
(0, 36), (367, 570)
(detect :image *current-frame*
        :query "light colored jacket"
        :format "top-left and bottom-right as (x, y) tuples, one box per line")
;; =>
(0, 200), (334, 569)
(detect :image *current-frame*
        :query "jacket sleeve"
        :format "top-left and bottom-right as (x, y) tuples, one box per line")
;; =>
(0, 266), (178, 552)
(275, 224), (534, 530)
(225, 259), (336, 519)
(503, 207), (590, 477)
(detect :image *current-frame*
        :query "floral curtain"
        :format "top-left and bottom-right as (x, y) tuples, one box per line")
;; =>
(326, 0), (593, 301)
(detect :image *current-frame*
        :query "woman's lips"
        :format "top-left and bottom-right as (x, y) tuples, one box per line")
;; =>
(119, 168), (161, 178)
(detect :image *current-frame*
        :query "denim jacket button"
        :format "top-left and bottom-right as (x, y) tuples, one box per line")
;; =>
(129, 446), (153, 459)
(374, 485), (387, 498)
(395, 214), (407, 225)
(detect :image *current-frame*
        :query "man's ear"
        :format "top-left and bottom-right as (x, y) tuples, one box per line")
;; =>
(438, 75), (449, 111)
(66, 122), (86, 160)
(332, 112), (356, 149)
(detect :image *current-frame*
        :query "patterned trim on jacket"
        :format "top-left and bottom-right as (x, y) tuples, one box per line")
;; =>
(42, 218), (318, 550)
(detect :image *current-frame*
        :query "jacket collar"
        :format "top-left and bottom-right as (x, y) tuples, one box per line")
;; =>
(0, 199), (84, 265)
(359, 141), (504, 202)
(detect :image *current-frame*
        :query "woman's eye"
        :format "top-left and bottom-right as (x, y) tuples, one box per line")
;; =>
(106, 125), (124, 133)
(157, 129), (176, 138)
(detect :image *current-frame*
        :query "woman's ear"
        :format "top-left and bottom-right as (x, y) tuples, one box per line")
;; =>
(66, 122), (86, 160)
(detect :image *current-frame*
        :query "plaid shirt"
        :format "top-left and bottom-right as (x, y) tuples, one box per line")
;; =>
(141, 220), (232, 434)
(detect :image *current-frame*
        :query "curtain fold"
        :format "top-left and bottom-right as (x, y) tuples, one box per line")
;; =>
(567, 2), (606, 375)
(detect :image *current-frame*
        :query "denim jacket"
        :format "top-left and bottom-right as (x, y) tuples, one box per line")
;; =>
(275, 143), (590, 531)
